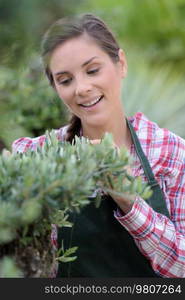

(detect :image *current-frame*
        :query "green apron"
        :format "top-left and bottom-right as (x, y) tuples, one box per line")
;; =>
(57, 120), (170, 277)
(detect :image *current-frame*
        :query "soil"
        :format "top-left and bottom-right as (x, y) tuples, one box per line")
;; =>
(0, 229), (55, 277)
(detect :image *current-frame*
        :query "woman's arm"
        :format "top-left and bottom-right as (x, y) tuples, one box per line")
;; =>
(114, 137), (185, 278)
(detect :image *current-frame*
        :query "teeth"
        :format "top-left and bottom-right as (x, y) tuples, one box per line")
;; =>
(81, 96), (102, 107)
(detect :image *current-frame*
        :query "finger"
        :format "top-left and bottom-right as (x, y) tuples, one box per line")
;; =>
(124, 165), (133, 176)
(89, 139), (101, 145)
(2, 149), (11, 157)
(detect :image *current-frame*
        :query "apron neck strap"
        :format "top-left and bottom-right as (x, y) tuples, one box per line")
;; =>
(126, 118), (158, 187)
(126, 118), (170, 218)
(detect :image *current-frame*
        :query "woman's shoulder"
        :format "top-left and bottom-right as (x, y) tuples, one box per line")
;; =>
(128, 112), (160, 134)
(129, 112), (185, 146)
(129, 112), (185, 162)
(12, 125), (69, 153)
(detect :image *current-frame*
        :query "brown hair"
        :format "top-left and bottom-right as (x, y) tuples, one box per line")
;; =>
(41, 14), (120, 143)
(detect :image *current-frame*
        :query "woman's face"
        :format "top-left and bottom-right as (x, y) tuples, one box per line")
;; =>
(49, 34), (127, 129)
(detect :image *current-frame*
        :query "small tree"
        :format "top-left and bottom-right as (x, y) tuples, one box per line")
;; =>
(0, 132), (151, 277)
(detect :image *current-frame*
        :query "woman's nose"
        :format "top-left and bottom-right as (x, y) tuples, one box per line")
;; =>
(75, 78), (92, 96)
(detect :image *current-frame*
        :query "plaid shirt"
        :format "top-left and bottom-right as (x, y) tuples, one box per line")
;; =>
(12, 112), (185, 278)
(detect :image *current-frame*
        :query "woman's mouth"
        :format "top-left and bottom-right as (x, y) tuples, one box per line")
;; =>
(79, 95), (103, 108)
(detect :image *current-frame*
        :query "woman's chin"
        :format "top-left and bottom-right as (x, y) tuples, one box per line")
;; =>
(83, 114), (112, 130)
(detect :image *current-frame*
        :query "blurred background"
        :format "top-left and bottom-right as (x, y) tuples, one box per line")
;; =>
(0, 0), (185, 151)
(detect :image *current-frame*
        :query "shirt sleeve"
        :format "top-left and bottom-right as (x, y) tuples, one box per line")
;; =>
(11, 127), (67, 154)
(12, 136), (46, 153)
(114, 137), (185, 278)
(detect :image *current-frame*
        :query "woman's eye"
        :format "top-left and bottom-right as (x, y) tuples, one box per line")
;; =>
(58, 78), (72, 85)
(87, 69), (99, 75)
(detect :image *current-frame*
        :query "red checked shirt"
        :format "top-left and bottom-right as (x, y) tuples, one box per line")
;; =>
(12, 112), (185, 278)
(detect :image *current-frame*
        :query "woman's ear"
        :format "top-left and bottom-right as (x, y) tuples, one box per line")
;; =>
(118, 49), (127, 78)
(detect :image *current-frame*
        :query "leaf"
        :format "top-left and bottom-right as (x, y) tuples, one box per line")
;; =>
(56, 246), (78, 263)
(0, 257), (23, 278)
(63, 246), (78, 257)
(56, 256), (77, 263)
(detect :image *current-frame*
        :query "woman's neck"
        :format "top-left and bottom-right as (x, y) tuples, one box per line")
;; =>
(82, 116), (132, 151)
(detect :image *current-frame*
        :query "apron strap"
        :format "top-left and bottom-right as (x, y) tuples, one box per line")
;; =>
(127, 119), (170, 218)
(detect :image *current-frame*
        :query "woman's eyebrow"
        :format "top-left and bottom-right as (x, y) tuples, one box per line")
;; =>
(54, 71), (68, 76)
(54, 56), (99, 76)
(82, 56), (98, 67)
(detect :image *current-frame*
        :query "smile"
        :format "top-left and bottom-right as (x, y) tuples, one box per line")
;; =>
(80, 96), (103, 108)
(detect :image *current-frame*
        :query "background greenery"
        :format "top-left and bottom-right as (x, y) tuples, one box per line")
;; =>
(0, 0), (185, 151)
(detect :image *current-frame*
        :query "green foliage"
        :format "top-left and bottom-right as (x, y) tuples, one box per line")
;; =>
(0, 257), (23, 278)
(0, 0), (85, 66)
(1, 0), (185, 68)
(123, 61), (185, 138)
(0, 57), (68, 148)
(79, 0), (185, 68)
(0, 131), (151, 276)
(57, 243), (78, 263)
(52, 209), (73, 228)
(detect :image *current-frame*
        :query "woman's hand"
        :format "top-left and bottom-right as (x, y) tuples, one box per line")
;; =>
(90, 139), (135, 214)
(108, 164), (135, 214)
(109, 189), (135, 214)
(89, 139), (102, 145)
(2, 149), (11, 157)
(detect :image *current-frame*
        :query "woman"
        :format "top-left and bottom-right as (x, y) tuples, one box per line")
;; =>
(12, 14), (185, 277)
